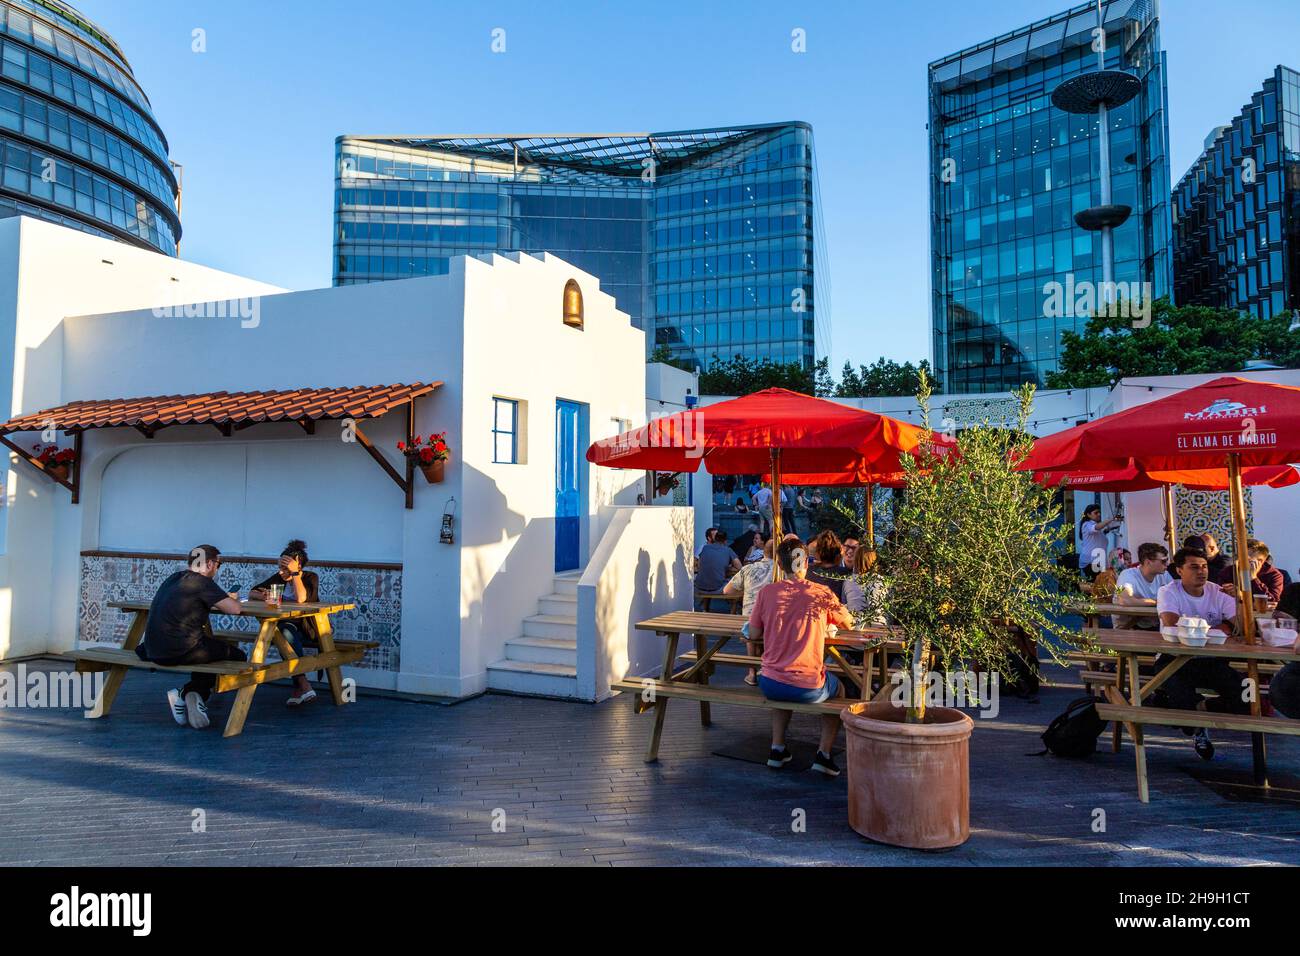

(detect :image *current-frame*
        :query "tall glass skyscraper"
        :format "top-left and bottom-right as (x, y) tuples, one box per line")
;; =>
(929, 0), (1171, 392)
(0, 0), (178, 254)
(1173, 66), (1300, 319)
(334, 124), (826, 368)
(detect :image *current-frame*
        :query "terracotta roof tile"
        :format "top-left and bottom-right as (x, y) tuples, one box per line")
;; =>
(0, 382), (442, 434)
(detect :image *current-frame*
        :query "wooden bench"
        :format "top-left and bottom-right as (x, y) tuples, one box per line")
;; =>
(613, 677), (849, 719)
(1096, 703), (1300, 744)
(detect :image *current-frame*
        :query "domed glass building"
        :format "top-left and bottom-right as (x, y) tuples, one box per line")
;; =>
(0, 0), (178, 254)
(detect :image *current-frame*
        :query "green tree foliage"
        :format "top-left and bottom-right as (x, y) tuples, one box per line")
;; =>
(697, 355), (832, 395)
(835, 358), (943, 397)
(1046, 299), (1300, 389)
(648, 345), (697, 373)
(843, 370), (1084, 722)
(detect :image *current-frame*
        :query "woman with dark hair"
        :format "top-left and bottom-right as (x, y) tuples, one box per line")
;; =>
(1077, 503), (1121, 581)
(805, 529), (847, 602)
(250, 539), (321, 706)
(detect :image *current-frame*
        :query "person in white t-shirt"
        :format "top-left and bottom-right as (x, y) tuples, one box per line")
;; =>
(1153, 547), (1247, 761)
(1113, 542), (1172, 630)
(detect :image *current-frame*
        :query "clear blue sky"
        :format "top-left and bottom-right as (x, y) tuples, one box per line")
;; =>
(81, 0), (1300, 371)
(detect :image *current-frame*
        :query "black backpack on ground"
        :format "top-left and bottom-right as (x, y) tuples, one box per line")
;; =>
(1038, 695), (1106, 757)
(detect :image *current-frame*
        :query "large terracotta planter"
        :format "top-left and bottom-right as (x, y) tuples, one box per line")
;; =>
(46, 463), (69, 483)
(842, 700), (974, 850)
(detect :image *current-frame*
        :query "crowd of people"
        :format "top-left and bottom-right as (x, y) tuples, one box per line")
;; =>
(1102, 533), (1300, 759)
(694, 524), (886, 776)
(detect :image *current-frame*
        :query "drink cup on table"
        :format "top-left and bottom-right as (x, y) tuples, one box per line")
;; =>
(265, 583), (282, 607)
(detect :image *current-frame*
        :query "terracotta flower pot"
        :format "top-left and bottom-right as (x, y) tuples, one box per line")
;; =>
(841, 700), (974, 850)
(420, 457), (445, 484)
(47, 463), (69, 482)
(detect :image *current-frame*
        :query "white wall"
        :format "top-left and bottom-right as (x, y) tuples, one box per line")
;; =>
(0, 217), (284, 659)
(578, 505), (694, 701)
(457, 253), (645, 693)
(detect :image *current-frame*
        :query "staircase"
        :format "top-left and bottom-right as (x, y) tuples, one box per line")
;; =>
(486, 571), (582, 699)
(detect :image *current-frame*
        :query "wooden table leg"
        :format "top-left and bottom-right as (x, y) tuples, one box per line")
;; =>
(312, 612), (347, 706)
(224, 619), (275, 738)
(694, 634), (711, 726)
(1111, 656), (1123, 753)
(1127, 652), (1149, 804)
(92, 609), (147, 719)
(646, 631), (680, 762)
(860, 649), (876, 702)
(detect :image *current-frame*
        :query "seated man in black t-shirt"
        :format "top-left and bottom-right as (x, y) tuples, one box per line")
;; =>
(136, 544), (245, 729)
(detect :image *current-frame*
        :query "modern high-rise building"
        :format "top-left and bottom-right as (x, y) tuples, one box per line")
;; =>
(0, 0), (179, 255)
(928, 0), (1172, 392)
(333, 124), (826, 368)
(1172, 66), (1300, 319)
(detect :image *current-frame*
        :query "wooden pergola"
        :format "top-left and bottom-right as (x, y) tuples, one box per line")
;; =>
(0, 381), (442, 508)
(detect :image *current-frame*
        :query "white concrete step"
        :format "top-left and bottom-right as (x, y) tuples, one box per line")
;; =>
(552, 571), (581, 596)
(522, 613), (577, 640)
(486, 658), (581, 699)
(538, 592), (577, 617)
(503, 635), (577, 667)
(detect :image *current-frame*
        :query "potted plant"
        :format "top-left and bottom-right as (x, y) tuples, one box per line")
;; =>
(839, 371), (1083, 849)
(397, 433), (450, 484)
(32, 443), (75, 482)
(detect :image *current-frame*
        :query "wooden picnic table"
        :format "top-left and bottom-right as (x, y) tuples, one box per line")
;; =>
(1090, 627), (1300, 802)
(69, 598), (365, 737)
(619, 610), (905, 762)
(694, 589), (742, 613)
(1069, 601), (1159, 627)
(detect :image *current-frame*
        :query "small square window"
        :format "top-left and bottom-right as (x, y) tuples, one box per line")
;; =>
(493, 397), (518, 464)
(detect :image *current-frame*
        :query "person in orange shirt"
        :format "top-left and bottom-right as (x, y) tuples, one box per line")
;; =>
(748, 537), (854, 776)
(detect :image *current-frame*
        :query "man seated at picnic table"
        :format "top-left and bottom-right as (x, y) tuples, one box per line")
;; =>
(1153, 547), (1250, 761)
(249, 538), (320, 707)
(1213, 538), (1285, 604)
(748, 537), (855, 777)
(1112, 542), (1171, 630)
(134, 544), (245, 730)
(695, 528), (741, 608)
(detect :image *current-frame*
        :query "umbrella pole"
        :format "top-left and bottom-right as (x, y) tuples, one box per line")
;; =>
(1227, 454), (1267, 786)
(1161, 484), (1177, 555)
(865, 483), (875, 551)
(771, 448), (783, 582)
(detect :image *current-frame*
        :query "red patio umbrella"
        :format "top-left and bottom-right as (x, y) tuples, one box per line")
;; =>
(587, 388), (946, 563)
(1022, 376), (1300, 784)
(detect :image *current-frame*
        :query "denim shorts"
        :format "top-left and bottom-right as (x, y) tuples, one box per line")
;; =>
(758, 672), (839, 704)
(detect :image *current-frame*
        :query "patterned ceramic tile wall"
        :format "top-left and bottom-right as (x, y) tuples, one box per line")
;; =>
(1174, 486), (1253, 556)
(78, 553), (401, 672)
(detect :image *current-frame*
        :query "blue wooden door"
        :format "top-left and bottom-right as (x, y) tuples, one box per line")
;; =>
(555, 400), (585, 571)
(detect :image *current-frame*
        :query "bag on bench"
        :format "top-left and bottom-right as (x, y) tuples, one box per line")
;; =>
(1038, 695), (1106, 757)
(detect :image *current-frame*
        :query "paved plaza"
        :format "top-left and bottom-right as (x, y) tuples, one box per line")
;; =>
(1, 658), (1298, 866)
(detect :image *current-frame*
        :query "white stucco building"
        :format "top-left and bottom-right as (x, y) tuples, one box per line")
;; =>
(0, 216), (693, 703)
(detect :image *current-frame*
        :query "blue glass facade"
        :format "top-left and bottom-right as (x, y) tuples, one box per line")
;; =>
(1172, 66), (1300, 319)
(333, 125), (826, 367)
(929, 0), (1171, 392)
(0, 0), (178, 254)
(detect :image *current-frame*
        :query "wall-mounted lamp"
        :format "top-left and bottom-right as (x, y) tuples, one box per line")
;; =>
(440, 498), (456, 545)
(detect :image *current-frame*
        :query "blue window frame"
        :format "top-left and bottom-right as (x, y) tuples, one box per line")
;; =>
(493, 397), (518, 464)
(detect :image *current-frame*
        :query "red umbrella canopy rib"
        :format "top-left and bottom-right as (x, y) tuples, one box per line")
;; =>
(1022, 376), (1300, 472)
(586, 388), (942, 476)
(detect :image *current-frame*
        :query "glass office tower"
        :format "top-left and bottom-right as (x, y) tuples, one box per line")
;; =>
(1172, 66), (1300, 319)
(929, 0), (1171, 392)
(334, 124), (827, 368)
(0, 0), (178, 254)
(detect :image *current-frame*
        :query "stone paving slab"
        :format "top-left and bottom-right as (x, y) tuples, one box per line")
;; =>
(1, 658), (1299, 865)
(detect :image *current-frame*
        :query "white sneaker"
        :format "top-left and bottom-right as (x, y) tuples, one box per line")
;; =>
(166, 688), (186, 726)
(184, 691), (210, 729)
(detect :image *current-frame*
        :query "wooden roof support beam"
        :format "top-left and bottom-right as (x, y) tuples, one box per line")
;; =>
(351, 421), (411, 507)
(213, 422), (233, 437)
(134, 423), (165, 439)
(298, 419), (316, 435)
(0, 433), (77, 498)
